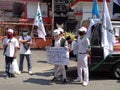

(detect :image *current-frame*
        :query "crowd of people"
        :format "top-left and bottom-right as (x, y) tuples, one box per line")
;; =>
(2, 26), (91, 86)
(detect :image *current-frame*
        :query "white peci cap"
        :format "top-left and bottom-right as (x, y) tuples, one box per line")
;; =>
(58, 27), (64, 33)
(8, 29), (14, 33)
(78, 27), (87, 32)
(53, 29), (60, 36)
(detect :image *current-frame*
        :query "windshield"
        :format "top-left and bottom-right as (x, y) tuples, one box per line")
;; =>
(90, 23), (102, 46)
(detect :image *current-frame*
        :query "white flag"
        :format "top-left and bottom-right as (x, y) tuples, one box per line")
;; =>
(34, 3), (46, 41)
(102, 0), (114, 58)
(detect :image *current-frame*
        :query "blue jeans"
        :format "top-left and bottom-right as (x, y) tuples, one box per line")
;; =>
(19, 54), (32, 72)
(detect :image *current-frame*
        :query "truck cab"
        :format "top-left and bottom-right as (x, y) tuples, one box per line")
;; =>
(89, 20), (120, 79)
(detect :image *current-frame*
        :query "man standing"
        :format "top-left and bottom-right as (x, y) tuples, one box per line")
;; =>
(19, 29), (32, 74)
(74, 27), (90, 86)
(71, 35), (78, 61)
(3, 29), (19, 78)
(51, 29), (68, 84)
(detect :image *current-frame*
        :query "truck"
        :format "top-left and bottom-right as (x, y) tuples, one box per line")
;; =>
(88, 20), (120, 79)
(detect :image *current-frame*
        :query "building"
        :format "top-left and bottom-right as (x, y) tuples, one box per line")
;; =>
(0, 0), (119, 48)
(0, 0), (52, 48)
(65, 0), (117, 30)
(0, 0), (52, 36)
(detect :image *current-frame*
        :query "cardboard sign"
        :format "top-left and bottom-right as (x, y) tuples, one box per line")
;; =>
(46, 47), (69, 65)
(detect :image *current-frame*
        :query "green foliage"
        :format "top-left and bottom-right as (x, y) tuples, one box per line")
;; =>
(65, 32), (75, 40)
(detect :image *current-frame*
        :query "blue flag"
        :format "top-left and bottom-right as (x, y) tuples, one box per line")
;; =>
(92, 0), (99, 18)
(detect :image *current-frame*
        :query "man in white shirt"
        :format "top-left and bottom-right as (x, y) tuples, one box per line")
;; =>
(51, 29), (68, 84)
(19, 29), (32, 74)
(71, 35), (78, 61)
(3, 29), (19, 78)
(74, 27), (90, 86)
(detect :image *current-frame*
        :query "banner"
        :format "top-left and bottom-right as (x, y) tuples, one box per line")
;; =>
(46, 47), (69, 65)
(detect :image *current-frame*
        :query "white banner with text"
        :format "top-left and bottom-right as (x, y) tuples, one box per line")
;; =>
(46, 47), (69, 65)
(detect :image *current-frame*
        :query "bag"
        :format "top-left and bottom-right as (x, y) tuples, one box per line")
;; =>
(9, 59), (20, 74)
(3, 47), (7, 55)
(22, 35), (30, 50)
(23, 43), (29, 50)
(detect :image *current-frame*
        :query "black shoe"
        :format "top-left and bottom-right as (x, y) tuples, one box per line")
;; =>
(62, 79), (67, 84)
(65, 65), (68, 70)
(51, 77), (57, 82)
(7, 73), (11, 78)
(9, 73), (15, 78)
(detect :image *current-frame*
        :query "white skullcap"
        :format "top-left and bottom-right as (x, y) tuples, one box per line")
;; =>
(53, 29), (60, 36)
(58, 27), (64, 32)
(78, 27), (87, 32)
(8, 29), (14, 33)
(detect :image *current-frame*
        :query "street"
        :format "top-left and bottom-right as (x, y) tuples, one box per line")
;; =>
(0, 49), (119, 90)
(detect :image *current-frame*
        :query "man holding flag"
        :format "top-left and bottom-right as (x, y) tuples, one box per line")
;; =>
(34, 2), (46, 41)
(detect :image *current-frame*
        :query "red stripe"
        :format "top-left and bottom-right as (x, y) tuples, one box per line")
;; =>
(69, 0), (110, 7)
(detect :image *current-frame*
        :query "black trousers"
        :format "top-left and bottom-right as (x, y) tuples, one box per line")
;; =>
(5, 56), (14, 74)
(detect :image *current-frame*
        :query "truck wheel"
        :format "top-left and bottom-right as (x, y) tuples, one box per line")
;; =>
(113, 63), (120, 79)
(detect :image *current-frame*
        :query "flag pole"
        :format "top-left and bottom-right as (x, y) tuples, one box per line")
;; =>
(31, 2), (39, 37)
(52, 0), (54, 33)
(102, 0), (105, 23)
(110, 0), (113, 18)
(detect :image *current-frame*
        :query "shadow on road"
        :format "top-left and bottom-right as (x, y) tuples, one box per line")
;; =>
(66, 66), (116, 81)
(0, 71), (6, 78)
(21, 66), (120, 85)
(37, 60), (47, 63)
(33, 71), (53, 77)
(23, 78), (53, 85)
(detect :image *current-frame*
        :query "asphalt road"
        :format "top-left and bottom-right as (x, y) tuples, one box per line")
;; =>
(0, 49), (119, 90)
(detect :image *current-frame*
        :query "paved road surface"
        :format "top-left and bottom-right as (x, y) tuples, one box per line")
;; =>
(0, 49), (119, 90)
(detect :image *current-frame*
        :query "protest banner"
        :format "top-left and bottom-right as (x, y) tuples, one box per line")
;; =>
(46, 47), (69, 65)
